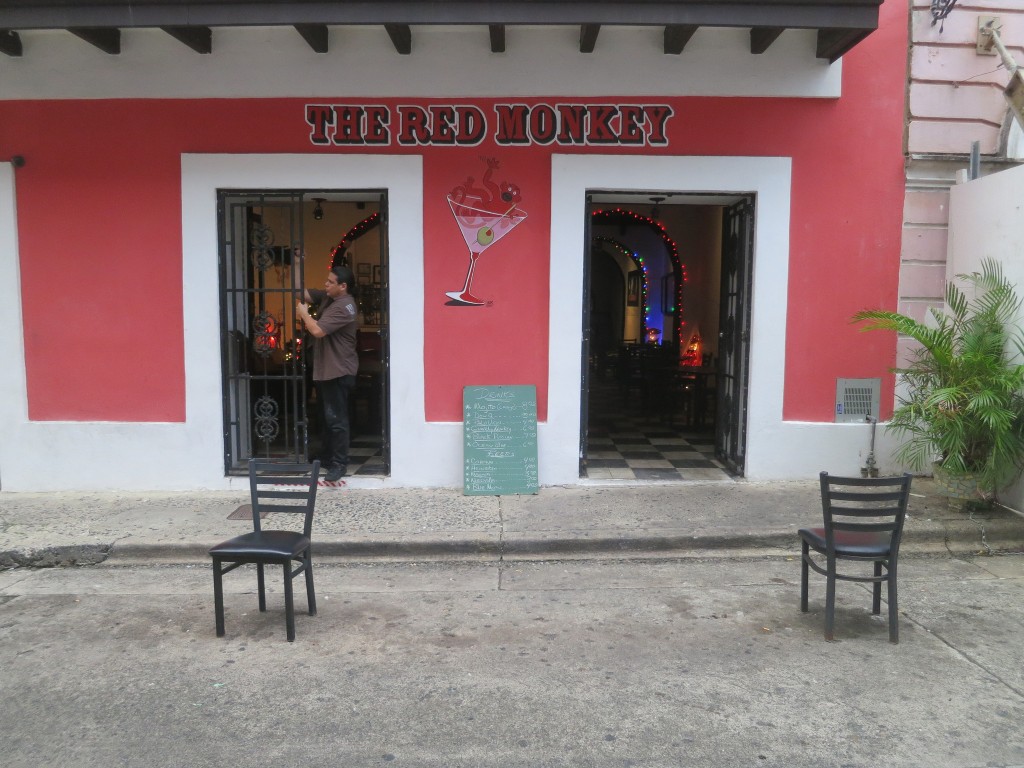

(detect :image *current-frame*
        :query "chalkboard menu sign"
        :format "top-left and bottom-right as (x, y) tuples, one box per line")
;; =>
(463, 385), (539, 495)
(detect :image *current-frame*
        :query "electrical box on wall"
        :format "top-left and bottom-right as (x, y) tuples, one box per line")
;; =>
(835, 378), (880, 423)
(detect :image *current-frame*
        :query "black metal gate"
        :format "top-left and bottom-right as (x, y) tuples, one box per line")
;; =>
(578, 195), (596, 476)
(219, 192), (308, 473)
(716, 197), (755, 475)
(375, 192), (392, 472)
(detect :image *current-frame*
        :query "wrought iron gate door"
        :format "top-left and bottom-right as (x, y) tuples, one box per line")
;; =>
(579, 195), (595, 477)
(219, 192), (308, 472)
(716, 198), (754, 475)
(376, 192), (392, 472)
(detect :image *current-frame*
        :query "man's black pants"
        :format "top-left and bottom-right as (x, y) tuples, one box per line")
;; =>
(317, 375), (355, 471)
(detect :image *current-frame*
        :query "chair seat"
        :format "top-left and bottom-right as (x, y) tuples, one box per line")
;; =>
(798, 527), (891, 558)
(209, 530), (310, 560)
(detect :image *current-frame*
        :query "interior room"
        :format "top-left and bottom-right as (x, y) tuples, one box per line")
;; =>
(301, 195), (389, 477)
(226, 194), (389, 476)
(582, 193), (734, 482)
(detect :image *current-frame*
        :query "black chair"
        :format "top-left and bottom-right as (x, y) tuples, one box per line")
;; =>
(799, 471), (913, 643)
(210, 460), (321, 642)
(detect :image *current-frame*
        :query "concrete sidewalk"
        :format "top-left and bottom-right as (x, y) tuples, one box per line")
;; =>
(1, 477), (1023, 568)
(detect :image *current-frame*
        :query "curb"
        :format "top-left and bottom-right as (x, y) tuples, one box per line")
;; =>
(3, 522), (1019, 569)
(0, 544), (111, 569)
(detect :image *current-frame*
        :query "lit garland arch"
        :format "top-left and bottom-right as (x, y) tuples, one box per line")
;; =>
(592, 235), (650, 343)
(329, 211), (380, 268)
(591, 208), (688, 350)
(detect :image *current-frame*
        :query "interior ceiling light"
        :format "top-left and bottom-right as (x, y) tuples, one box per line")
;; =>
(312, 197), (326, 221)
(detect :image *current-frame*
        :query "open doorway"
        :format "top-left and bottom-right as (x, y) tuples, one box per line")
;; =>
(580, 192), (753, 481)
(218, 190), (390, 476)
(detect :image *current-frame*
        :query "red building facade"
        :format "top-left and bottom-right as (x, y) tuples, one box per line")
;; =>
(0, 1), (908, 490)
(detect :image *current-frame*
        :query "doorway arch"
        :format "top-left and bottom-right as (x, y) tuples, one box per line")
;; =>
(591, 208), (687, 352)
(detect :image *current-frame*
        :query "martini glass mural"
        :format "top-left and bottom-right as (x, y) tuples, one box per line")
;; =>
(446, 159), (527, 306)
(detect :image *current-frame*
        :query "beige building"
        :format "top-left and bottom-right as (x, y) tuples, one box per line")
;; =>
(903, 0), (1023, 330)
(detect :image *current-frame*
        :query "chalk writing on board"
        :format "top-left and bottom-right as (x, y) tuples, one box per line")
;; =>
(463, 385), (539, 495)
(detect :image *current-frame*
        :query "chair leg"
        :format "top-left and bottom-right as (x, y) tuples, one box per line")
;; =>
(304, 550), (317, 617)
(800, 540), (809, 612)
(824, 560), (836, 642)
(872, 561), (882, 615)
(283, 563), (296, 642)
(212, 558), (226, 637)
(888, 565), (899, 644)
(257, 563), (267, 612)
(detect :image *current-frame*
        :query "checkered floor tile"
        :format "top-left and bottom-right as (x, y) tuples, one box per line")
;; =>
(347, 377), (735, 483)
(351, 427), (730, 482)
(583, 427), (731, 481)
(583, 375), (734, 482)
(348, 434), (387, 476)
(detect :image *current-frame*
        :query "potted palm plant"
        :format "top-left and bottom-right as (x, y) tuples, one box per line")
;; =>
(853, 259), (1024, 507)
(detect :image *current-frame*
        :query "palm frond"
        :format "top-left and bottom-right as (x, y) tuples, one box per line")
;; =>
(853, 259), (1024, 494)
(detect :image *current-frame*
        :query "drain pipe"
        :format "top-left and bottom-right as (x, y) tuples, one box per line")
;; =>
(861, 416), (879, 478)
(978, 18), (1024, 132)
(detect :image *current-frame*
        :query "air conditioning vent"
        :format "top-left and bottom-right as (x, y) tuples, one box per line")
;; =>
(835, 378), (880, 423)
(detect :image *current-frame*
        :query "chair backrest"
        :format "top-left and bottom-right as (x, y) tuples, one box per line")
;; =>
(248, 459), (321, 537)
(819, 472), (913, 556)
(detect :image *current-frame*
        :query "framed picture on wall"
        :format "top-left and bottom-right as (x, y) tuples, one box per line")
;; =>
(661, 274), (673, 311)
(626, 270), (640, 307)
(357, 263), (371, 277)
(373, 265), (382, 285)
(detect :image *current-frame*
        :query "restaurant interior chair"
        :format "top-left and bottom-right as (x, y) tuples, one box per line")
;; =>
(799, 471), (913, 643)
(210, 459), (321, 642)
(616, 343), (646, 401)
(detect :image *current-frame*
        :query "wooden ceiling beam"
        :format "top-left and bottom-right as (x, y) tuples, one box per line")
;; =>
(0, 29), (22, 56)
(294, 23), (329, 53)
(816, 27), (870, 63)
(68, 27), (120, 54)
(579, 23), (600, 53)
(489, 24), (505, 53)
(161, 25), (211, 54)
(0, 3), (883, 61)
(750, 26), (784, 54)
(385, 23), (411, 54)
(664, 24), (698, 55)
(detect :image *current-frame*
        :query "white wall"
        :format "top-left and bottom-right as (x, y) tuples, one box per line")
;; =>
(181, 155), (428, 490)
(1, 163), (219, 491)
(0, 26), (840, 100)
(549, 154), (886, 483)
(2, 150), (894, 490)
(0, 155), (426, 491)
(0, 163), (26, 491)
(948, 163), (1024, 512)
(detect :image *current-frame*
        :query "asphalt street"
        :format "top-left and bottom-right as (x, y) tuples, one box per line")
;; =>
(2, 554), (1023, 767)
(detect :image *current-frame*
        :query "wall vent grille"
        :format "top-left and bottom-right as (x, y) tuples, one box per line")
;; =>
(835, 378), (880, 423)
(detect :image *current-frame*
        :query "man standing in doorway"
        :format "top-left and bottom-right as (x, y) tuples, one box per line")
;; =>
(297, 263), (359, 483)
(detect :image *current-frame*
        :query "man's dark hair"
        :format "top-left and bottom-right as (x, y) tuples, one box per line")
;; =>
(330, 264), (358, 298)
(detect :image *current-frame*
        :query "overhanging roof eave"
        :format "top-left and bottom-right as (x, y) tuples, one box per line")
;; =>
(0, 1), (884, 33)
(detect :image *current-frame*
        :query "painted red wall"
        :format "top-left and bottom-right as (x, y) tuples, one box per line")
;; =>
(1, 1), (906, 424)
(422, 150), (552, 421)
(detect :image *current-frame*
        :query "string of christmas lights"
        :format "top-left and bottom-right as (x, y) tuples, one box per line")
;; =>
(593, 235), (650, 342)
(329, 212), (381, 268)
(591, 208), (688, 349)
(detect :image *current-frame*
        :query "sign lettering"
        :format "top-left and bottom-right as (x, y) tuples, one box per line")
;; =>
(306, 103), (674, 147)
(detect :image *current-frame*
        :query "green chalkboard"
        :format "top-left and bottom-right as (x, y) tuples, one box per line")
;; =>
(463, 385), (539, 495)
